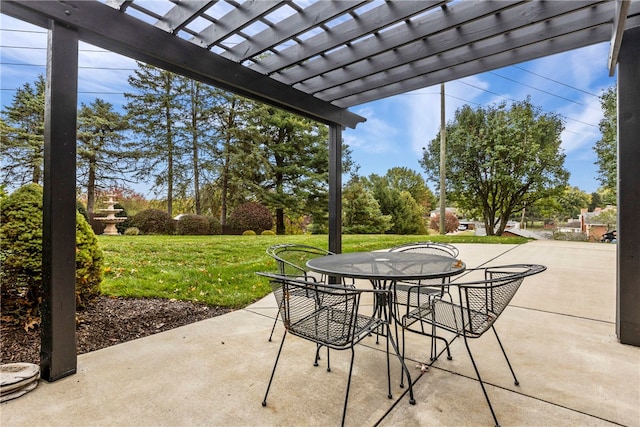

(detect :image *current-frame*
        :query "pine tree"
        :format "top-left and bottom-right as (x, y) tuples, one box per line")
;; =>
(77, 98), (131, 217)
(208, 90), (253, 224)
(124, 63), (188, 216)
(343, 178), (392, 234)
(242, 103), (340, 235)
(1, 75), (45, 187)
(181, 79), (218, 215)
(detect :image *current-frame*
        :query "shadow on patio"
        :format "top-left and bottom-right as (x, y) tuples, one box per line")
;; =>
(1, 240), (638, 426)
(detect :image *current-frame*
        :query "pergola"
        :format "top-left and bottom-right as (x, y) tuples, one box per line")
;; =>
(3, 0), (639, 382)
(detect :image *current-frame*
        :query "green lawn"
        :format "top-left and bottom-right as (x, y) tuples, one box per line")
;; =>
(98, 234), (528, 308)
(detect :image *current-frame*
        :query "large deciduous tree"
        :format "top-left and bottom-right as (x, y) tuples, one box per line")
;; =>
(0, 75), (45, 187)
(421, 98), (568, 235)
(77, 98), (131, 217)
(593, 86), (616, 197)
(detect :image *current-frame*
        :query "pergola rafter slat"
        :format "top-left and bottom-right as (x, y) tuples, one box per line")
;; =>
(295, 0), (609, 99)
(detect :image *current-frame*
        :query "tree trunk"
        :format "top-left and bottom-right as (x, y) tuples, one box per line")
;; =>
(165, 96), (173, 217)
(276, 208), (285, 235)
(191, 83), (201, 215)
(87, 157), (96, 218)
(220, 164), (228, 226)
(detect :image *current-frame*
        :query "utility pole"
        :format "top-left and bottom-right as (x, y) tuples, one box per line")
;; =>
(439, 82), (446, 235)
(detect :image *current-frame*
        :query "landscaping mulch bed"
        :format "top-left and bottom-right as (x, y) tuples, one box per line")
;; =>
(1, 296), (233, 365)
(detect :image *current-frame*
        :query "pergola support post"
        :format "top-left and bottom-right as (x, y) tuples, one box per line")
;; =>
(328, 124), (342, 256)
(616, 26), (640, 347)
(40, 20), (79, 381)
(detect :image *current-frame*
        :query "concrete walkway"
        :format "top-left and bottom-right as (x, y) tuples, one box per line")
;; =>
(1, 240), (638, 426)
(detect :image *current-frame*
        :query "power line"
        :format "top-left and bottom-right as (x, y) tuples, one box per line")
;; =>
(1, 45), (112, 53)
(489, 71), (601, 112)
(1, 29), (602, 131)
(512, 65), (601, 98)
(454, 80), (598, 129)
(0, 62), (135, 71)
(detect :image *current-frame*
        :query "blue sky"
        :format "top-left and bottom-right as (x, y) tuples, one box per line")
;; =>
(1, 13), (614, 196)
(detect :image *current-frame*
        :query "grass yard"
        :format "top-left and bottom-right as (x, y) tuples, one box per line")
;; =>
(98, 234), (528, 308)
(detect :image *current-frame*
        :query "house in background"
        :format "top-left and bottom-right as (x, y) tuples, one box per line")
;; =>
(580, 206), (617, 241)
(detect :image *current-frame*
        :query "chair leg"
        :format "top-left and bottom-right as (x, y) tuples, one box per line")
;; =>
(491, 326), (519, 386)
(431, 322), (452, 361)
(268, 315), (278, 342)
(340, 348), (356, 427)
(462, 334), (500, 427)
(314, 344), (321, 366)
(268, 298), (284, 342)
(262, 331), (287, 407)
(399, 326), (406, 388)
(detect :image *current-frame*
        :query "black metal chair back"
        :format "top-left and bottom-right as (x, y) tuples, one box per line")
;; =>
(387, 242), (461, 360)
(267, 243), (333, 279)
(258, 273), (415, 427)
(388, 241), (460, 258)
(265, 244), (353, 343)
(399, 264), (546, 427)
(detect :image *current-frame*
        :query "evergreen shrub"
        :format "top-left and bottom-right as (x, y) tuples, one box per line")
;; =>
(261, 230), (276, 236)
(242, 230), (257, 236)
(0, 184), (103, 326)
(114, 203), (131, 234)
(124, 227), (140, 235)
(131, 208), (175, 234)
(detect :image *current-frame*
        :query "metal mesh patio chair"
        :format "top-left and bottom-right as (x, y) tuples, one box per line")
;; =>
(387, 242), (461, 360)
(266, 244), (354, 343)
(258, 273), (415, 427)
(388, 241), (459, 258)
(396, 264), (546, 427)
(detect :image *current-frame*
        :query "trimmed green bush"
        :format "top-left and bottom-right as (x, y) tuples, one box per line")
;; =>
(176, 214), (210, 235)
(242, 230), (257, 236)
(261, 230), (276, 236)
(553, 231), (588, 241)
(228, 201), (273, 234)
(124, 227), (140, 235)
(131, 208), (175, 234)
(0, 184), (103, 325)
(75, 210), (104, 308)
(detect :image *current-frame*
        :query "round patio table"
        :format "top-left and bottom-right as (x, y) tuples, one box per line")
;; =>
(306, 251), (465, 284)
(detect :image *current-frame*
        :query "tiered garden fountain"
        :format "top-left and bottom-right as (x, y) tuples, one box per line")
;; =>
(95, 195), (126, 235)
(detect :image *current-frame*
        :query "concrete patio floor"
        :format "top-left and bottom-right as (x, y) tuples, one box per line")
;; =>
(1, 240), (638, 426)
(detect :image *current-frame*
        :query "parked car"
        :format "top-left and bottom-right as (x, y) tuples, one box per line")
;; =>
(602, 230), (617, 243)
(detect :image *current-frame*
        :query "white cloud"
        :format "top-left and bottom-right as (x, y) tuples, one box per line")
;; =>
(345, 104), (400, 154)
(558, 94), (603, 155)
